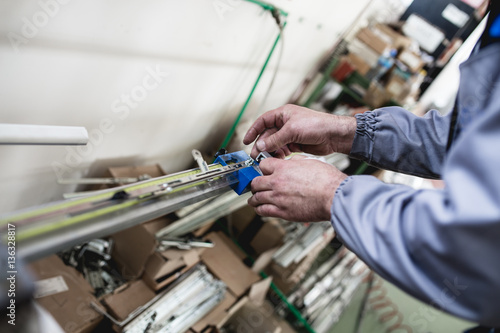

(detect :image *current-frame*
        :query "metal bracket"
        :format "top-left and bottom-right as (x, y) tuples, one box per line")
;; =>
(255, 151), (272, 163)
(192, 149), (209, 173)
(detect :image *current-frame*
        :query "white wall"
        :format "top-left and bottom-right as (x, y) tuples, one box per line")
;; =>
(0, 0), (374, 213)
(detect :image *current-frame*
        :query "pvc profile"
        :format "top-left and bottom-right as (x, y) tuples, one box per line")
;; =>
(0, 123), (88, 145)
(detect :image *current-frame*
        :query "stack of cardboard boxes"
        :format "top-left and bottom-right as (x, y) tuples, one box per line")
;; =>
(341, 23), (427, 107)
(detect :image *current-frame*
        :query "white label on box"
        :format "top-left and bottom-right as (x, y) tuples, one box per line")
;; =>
(442, 4), (470, 28)
(33, 276), (69, 298)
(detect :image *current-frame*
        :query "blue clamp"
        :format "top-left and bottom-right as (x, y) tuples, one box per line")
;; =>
(215, 150), (262, 195)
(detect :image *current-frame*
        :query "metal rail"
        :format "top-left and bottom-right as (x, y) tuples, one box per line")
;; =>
(0, 159), (254, 261)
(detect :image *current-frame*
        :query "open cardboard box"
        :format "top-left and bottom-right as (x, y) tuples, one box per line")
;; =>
(111, 216), (173, 280)
(111, 214), (201, 292)
(29, 255), (106, 333)
(190, 232), (272, 333)
(201, 232), (260, 297)
(101, 279), (156, 323)
(219, 296), (282, 333)
(191, 277), (273, 333)
(143, 247), (201, 291)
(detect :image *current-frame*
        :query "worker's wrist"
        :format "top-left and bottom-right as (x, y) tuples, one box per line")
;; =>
(328, 115), (357, 155)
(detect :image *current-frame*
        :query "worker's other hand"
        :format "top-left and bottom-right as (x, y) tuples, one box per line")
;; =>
(248, 155), (347, 222)
(243, 104), (356, 159)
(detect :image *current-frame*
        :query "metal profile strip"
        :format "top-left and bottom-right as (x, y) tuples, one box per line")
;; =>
(2, 161), (251, 261)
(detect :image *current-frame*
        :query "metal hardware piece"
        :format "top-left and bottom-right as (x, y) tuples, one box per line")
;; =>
(255, 151), (272, 163)
(192, 149), (209, 173)
(58, 175), (151, 185)
(158, 238), (214, 251)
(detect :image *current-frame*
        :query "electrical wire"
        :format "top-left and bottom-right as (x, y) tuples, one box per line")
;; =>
(218, 9), (287, 152)
(254, 11), (286, 116)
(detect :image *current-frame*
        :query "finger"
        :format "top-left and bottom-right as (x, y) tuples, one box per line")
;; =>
(258, 157), (282, 175)
(247, 190), (274, 207)
(256, 123), (292, 155)
(273, 148), (287, 159)
(250, 129), (276, 158)
(250, 176), (273, 193)
(288, 143), (303, 153)
(243, 108), (283, 145)
(255, 204), (285, 219)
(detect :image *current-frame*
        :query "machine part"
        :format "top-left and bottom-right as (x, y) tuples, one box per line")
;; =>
(214, 148), (228, 159)
(215, 151), (262, 195)
(59, 238), (125, 298)
(1, 151), (256, 261)
(192, 149), (209, 173)
(158, 238), (214, 251)
(155, 190), (250, 238)
(57, 174), (151, 185)
(255, 151), (272, 163)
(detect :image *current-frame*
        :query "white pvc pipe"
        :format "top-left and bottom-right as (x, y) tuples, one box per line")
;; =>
(0, 124), (88, 145)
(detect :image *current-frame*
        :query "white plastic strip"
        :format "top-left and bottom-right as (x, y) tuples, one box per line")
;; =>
(0, 124), (88, 145)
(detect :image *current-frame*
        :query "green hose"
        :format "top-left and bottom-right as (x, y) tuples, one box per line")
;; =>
(218, 9), (287, 151)
(243, 0), (289, 17)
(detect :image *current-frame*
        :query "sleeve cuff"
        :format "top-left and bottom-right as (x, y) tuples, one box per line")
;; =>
(350, 111), (379, 163)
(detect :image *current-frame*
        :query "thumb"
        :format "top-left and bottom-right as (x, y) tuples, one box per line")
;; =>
(256, 127), (291, 153)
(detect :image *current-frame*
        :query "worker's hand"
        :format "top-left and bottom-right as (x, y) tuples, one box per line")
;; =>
(243, 104), (356, 159)
(248, 155), (348, 222)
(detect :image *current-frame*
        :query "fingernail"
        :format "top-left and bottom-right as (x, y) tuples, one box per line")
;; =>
(256, 140), (266, 151)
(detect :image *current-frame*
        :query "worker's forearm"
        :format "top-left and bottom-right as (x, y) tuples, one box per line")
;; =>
(349, 107), (450, 179)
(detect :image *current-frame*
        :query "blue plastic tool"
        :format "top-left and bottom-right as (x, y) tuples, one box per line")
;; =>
(215, 151), (262, 195)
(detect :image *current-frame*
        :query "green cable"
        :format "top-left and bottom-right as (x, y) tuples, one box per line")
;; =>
(243, 0), (289, 17)
(353, 162), (369, 175)
(218, 20), (287, 151)
(261, 272), (316, 333)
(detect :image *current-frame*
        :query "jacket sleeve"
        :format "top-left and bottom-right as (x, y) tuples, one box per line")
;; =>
(350, 107), (451, 179)
(331, 83), (500, 326)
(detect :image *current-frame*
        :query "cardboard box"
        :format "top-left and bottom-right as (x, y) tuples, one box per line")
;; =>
(143, 248), (200, 291)
(29, 255), (105, 333)
(356, 27), (391, 55)
(201, 232), (260, 297)
(250, 218), (285, 255)
(111, 216), (173, 280)
(101, 279), (155, 322)
(363, 81), (392, 109)
(347, 38), (380, 68)
(347, 52), (371, 76)
(111, 224), (157, 280)
(107, 164), (166, 182)
(221, 298), (281, 333)
(230, 205), (257, 237)
(90, 163), (166, 191)
(216, 231), (248, 261)
(374, 23), (413, 50)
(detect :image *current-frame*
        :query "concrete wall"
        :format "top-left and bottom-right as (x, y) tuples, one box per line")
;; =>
(0, 0), (376, 212)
